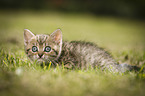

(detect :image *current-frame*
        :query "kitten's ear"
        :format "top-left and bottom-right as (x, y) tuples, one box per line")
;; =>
(50, 29), (62, 44)
(24, 29), (35, 45)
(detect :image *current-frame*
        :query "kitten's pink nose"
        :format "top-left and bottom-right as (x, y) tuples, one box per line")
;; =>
(38, 54), (43, 58)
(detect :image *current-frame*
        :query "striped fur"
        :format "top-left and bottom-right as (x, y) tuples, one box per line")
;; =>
(24, 29), (62, 65)
(24, 29), (140, 73)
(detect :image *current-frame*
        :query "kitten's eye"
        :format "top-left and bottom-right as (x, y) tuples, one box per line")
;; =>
(32, 46), (38, 52)
(44, 46), (51, 52)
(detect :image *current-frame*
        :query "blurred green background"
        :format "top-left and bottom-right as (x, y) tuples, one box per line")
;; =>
(0, 0), (145, 64)
(0, 0), (145, 50)
(0, 0), (145, 62)
(0, 1), (145, 96)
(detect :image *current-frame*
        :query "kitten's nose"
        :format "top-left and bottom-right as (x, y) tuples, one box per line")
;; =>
(38, 54), (43, 58)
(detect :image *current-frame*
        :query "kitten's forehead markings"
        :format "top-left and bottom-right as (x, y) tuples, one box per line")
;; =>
(36, 35), (48, 45)
(36, 35), (40, 43)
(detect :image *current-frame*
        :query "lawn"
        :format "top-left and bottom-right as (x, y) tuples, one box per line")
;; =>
(0, 10), (145, 96)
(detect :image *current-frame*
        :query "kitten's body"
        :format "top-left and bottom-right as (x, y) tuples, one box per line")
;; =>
(24, 29), (140, 73)
(58, 41), (117, 70)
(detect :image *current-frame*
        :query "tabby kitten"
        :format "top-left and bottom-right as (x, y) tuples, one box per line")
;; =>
(24, 29), (140, 72)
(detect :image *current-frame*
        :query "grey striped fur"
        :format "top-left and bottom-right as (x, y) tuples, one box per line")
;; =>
(24, 29), (141, 73)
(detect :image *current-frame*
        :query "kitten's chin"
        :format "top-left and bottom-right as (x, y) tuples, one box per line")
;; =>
(36, 59), (45, 64)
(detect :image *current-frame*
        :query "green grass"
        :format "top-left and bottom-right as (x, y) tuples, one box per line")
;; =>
(0, 10), (145, 96)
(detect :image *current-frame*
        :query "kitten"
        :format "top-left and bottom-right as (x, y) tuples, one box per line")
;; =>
(24, 29), (140, 72)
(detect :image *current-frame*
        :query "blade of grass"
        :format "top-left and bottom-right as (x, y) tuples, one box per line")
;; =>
(48, 61), (52, 70)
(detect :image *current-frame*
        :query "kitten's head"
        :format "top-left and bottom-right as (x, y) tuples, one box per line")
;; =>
(24, 29), (62, 64)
